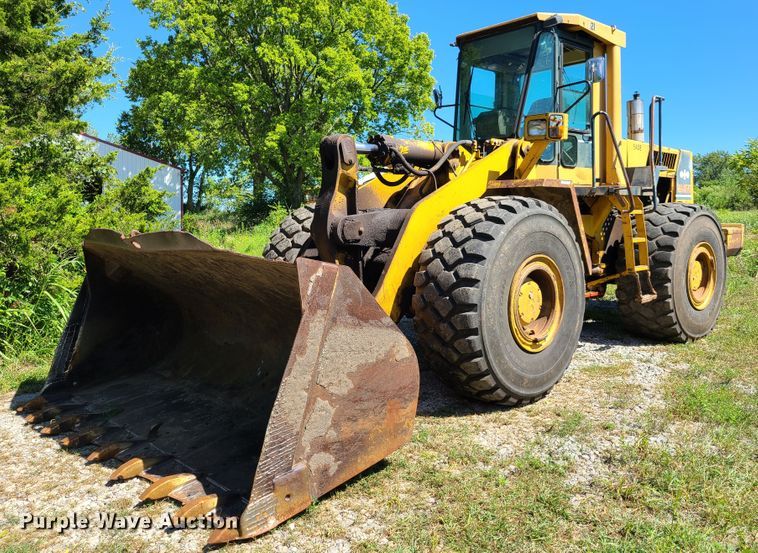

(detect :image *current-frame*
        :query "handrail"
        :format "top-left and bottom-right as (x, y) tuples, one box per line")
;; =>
(590, 110), (632, 204)
(648, 95), (665, 208)
(433, 103), (456, 130)
(557, 79), (591, 119)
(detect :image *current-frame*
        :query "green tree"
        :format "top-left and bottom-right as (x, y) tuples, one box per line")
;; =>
(0, 1), (171, 356)
(730, 138), (758, 207)
(694, 141), (757, 210)
(126, 0), (435, 208)
(694, 150), (731, 184)
(0, 0), (112, 134)
(116, 37), (229, 212)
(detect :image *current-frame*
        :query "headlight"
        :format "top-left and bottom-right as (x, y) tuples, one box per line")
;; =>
(526, 119), (547, 139)
(524, 113), (568, 141)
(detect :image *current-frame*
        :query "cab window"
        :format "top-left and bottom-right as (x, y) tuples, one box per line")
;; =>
(559, 41), (593, 169)
(560, 43), (591, 131)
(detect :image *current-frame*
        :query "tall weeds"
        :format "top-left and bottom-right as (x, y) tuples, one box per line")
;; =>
(0, 257), (82, 361)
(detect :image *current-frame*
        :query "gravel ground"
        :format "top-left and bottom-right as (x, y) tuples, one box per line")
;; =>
(0, 301), (682, 551)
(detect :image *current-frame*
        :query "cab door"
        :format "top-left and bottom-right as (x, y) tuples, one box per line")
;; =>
(557, 37), (595, 185)
(519, 31), (560, 179)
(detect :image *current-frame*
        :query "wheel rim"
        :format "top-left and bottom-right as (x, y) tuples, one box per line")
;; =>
(508, 255), (564, 353)
(687, 241), (717, 310)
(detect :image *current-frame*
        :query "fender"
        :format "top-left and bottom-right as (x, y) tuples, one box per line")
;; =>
(373, 140), (520, 320)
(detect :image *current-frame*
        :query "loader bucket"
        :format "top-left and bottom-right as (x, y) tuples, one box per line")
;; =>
(18, 229), (419, 544)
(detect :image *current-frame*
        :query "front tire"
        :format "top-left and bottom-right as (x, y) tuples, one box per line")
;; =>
(262, 204), (318, 262)
(412, 196), (585, 405)
(617, 203), (726, 342)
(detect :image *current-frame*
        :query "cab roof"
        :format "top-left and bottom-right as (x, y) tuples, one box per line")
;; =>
(455, 13), (626, 48)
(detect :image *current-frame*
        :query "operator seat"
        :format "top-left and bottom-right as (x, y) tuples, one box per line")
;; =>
(527, 97), (554, 115)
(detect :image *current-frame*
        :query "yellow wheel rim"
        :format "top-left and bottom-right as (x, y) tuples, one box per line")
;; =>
(687, 241), (717, 310)
(508, 255), (564, 353)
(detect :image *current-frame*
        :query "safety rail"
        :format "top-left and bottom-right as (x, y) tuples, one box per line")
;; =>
(590, 110), (632, 195)
(648, 95), (665, 208)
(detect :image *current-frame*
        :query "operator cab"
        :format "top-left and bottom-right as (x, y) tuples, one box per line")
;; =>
(449, 13), (621, 172)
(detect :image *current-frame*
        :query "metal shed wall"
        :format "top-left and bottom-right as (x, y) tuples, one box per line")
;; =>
(78, 134), (183, 226)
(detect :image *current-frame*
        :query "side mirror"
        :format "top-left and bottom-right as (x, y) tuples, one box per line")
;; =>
(586, 57), (606, 83)
(433, 86), (443, 109)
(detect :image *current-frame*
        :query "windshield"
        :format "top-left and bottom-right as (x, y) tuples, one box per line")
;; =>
(455, 26), (556, 141)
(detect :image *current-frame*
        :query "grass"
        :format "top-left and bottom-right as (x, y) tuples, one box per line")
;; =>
(667, 212), (757, 428)
(0, 257), (83, 393)
(0, 354), (48, 394)
(192, 220), (275, 256)
(592, 210), (758, 549)
(548, 410), (588, 437)
(189, 205), (287, 257)
(581, 361), (633, 378)
(715, 208), (758, 231)
(0, 544), (39, 553)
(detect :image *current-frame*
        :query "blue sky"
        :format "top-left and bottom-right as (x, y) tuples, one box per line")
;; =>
(69, 0), (758, 154)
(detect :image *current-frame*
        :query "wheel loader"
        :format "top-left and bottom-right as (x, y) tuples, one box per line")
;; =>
(16, 12), (745, 545)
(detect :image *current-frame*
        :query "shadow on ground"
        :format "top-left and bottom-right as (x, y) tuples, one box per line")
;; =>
(400, 298), (660, 419)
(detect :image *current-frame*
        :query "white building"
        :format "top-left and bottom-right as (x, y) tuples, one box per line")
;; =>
(78, 133), (183, 225)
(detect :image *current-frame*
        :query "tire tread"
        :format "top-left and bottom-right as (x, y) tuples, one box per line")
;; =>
(262, 204), (317, 262)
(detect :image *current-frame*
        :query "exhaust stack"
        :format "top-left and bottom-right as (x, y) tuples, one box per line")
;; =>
(627, 91), (645, 141)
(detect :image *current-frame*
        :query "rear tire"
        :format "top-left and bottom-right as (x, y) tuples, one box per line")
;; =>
(617, 203), (726, 342)
(412, 196), (585, 405)
(263, 204), (318, 262)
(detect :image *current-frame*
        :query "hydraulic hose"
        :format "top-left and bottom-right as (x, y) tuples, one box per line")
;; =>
(373, 168), (413, 187)
(388, 140), (473, 177)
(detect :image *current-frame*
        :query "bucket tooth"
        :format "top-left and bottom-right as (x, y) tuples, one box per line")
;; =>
(172, 494), (218, 523)
(164, 478), (206, 505)
(16, 396), (47, 413)
(24, 407), (61, 424)
(40, 414), (82, 436)
(139, 473), (196, 501)
(109, 457), (165, 482)
(207, 524), (241, 546)
(86, 442), (133, 462)
(58, 427), (105, 448)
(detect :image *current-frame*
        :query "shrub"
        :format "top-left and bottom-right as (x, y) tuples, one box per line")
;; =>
(0, 134), (172, 359)
(695, 169), (752, 210)
(695, 139), (757, 210)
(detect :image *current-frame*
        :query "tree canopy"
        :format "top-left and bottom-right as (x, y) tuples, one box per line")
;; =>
(120, 0), (435, 210)
(0, 0), (112, 134)
(116, 35), (228, 212)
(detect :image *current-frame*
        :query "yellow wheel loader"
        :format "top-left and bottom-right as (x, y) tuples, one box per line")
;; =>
(17, 12), (745, 545)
